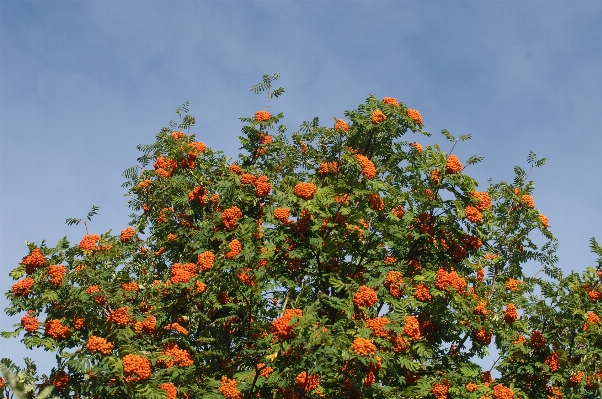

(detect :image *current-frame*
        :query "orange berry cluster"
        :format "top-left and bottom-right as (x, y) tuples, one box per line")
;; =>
(187, 141), (206, 157)
(86, 335), (114, 355)
(446, 155), (462, 174)
(164, 322), (189, 335)
(392, 206), (405, 218)
(225, 239), (242, 259)
(406, 109), (422, 125)
(352, 337), (376, 356)
(403, 316), (421, 340)
(45, 319), (71, 339)
(48, 264), (67, 287)
(257, 363), (273, 378)
(583, 311), (600, 331)
(154, 156), (178, 174)
(219, 376), (242, 399)
(107, 307), (130, 326)
(371, 109), (386, 124)
(470, 191), (492, 210)
(229, 164), (242, 174)
(159, 342), (194, 367)
(367, 193), (384, 211)
(189, 185), (208, 205)
(569, 371), (585, 386)
(240, 173), (256, 185)
(414, 284), (432, 302)
(474, 326), (492, 345)
(493, 383), (514, 399)
(222, 206), (243, 230)
(236, 269), (255, 286)
(466, 382), (478, 392)
(382, 97), (399, 107)
(122, 354), (152, 382)
(271, 309), (303, 340)
(11, 277), (34, 297)
(21, 248), (46, 274)
(255, 175), (271, 197)
(318, 161), (339, 175)
(505, 278), (522, 292)
(335, 119), (349, 131)
(73, 316), (85, 330)
(171, 131), (185, 139)
(295, 371), (320, 391)
(134, 315), (157, 335)
(529, 329), (546, 348)
(367, 317), (390, 338)
(504, 304), (518, 324)
(274, 207), (291, 223)
(293, 182), (317, 200)
(197, 251), (215, 272)
(473, 300), (488, 316)
(538, 213), (549, 229)
(170, 262), (197, 284)
(120, 227), (136, 242)
(51, 371), (69, 393)
(465, 205), (483, 223)
(121, 282), (139, 291)
(431, 380), (450, 399)
(521, 194), (535, 208)
(354, 154), (377, 180)
(159, 382), (177, 399)
(353, 285), (378, 308)
(384, 271), (404, 298)
(545, 352), (560, 372)
(435, 269), (467, 293)
(255, 110), (270, 122)
(79, 234), (100, 251)
(21, 311), (39, 333)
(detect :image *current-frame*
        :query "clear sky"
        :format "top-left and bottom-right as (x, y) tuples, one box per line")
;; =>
(1, 0), (601, 375)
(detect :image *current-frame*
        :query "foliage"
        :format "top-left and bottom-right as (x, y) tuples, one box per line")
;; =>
(3, 75), (602, 398)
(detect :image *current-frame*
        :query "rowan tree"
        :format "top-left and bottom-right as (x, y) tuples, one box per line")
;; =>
(3, 74), (602, 398)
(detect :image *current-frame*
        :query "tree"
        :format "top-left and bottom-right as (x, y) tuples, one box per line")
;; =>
(3, 74), (602, 398)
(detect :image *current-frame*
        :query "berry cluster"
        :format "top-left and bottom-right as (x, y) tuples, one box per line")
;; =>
(225, 239), (242, 259)
(353, 286), (378, 308)
(21, 311), (38, 333)
(384, 271), (403, 298)
(122, 354), (152, 382)
(335, 119), (349, 131)
(79, 234), (100, 251)
(170, 262), (197, 284)
(45, 319), (71, 339)
(21, 248), (46, 274)
(293, 182), (317, 200)
(197, 251), (215, 271)
(403, 316), (421, 340)
(406, 109), (422, 124)
(295, 371), (320, 391)
(371, 109), (386, 124)
(255, 110), (270, 122)
(352, 337), (376, 356)
(119, 227), (136, 242)
(382, 97), (399, 107)
(189, 185), (208, 205)
(11, 277), (34, 297)
(218, 376), (242, 399)
(354, 154), (377, 180)
(86, 335), (114, 355)
(445, 155), (462, 174)
(222, 206), (243, 230)
(271, 309), (303, 340)
(48, 264), (67, 287)
(159, 382), (177, 399)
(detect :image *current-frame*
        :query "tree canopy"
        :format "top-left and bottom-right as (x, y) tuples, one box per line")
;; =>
(3, 74), (602, 399)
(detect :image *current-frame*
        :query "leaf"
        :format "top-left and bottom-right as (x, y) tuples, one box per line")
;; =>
(441, 129), (455, 142)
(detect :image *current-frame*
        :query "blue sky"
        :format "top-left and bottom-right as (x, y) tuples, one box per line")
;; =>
(1, 0), (601, 374)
